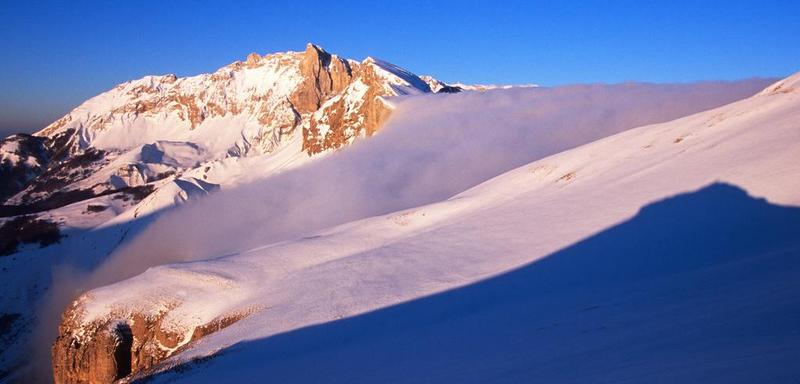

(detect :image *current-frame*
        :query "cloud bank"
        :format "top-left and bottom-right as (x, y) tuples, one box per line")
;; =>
(93, 79), (772, 282)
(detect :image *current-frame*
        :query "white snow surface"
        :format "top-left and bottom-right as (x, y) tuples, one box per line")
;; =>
(364, 57), (432, 95)
(451, 82), (539, 91)
(69, 75), (800, 382)
(37, 52), (306, 157)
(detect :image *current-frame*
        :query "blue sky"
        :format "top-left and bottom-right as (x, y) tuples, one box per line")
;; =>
(1, 0), (798, 134)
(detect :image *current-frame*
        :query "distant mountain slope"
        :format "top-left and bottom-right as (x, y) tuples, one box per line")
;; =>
(50, 73), (799, 383)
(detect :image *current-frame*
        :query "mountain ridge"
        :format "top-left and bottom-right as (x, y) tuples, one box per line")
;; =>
(1, 43), (452, 210)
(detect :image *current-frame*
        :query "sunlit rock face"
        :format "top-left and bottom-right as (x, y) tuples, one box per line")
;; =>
(52, 296), (249, 384)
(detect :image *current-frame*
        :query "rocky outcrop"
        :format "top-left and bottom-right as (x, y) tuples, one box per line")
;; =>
(52, 318), (133, 384)
(302, 57), (430, 154)
(290, 43), (353, 114)
(52, 298), (250, 384)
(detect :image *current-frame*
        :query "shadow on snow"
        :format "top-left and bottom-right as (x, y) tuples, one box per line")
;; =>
(152, 182), (800, 383)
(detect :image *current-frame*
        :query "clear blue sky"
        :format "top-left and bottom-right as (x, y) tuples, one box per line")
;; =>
(1, 0), (798, 135)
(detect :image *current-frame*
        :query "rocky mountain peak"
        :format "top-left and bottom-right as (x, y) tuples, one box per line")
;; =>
(1, 44), (456, 220)
(292, 43), (354, 114)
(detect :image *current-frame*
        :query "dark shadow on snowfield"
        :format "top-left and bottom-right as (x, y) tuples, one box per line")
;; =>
(148, 182), (800, 383)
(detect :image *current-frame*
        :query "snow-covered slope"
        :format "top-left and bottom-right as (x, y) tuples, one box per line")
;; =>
(51, 74), (800, 383)
(420, 75), (537, 93)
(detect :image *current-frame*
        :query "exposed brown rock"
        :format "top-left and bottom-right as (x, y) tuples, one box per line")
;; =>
(175, 94), (204, 129)
(52, 309), (133, 384)
(359, 64), (396, 137)
(290, 43), (353, 114)
(38, 115), (73, 137)
(188, 312), (249, 342)
(302, 61), (395, 154)
(245, 52), (262, 68)
(52, 299), (251, 384)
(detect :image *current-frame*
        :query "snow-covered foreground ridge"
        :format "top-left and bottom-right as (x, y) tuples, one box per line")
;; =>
(53, 73), (800, 382)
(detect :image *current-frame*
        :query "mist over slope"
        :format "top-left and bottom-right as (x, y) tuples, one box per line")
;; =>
(93, 79), (772, 283)
(53, 73), (800, 383)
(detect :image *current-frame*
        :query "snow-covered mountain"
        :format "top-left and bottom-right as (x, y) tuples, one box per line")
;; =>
(0, 43), (450, 381)
(45, 71), (800, 383)
(1, 43), (442, 211)
(0, 43), (454, 268)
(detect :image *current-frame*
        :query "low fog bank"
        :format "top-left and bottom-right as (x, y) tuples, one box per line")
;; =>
(90, 78), (772, 284)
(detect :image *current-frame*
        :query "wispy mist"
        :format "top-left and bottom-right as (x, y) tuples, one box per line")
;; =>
(92, 79), (772, 281)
